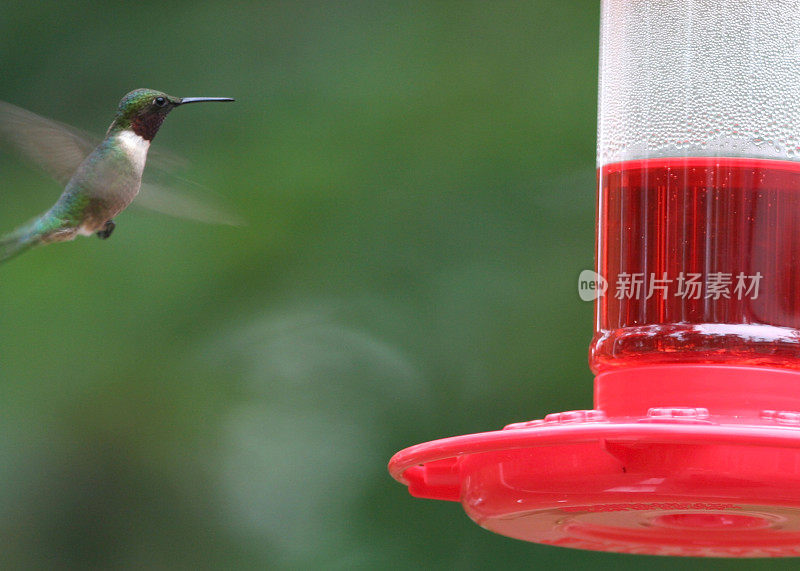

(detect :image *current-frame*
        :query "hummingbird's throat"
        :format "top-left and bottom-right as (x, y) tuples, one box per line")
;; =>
(130, 112), (167, 141)
(116, 130), (150, 170)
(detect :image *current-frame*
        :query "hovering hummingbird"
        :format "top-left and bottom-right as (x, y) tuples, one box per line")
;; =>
(0, 88), (234, 263)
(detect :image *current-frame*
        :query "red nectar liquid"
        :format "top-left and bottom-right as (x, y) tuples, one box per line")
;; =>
(592, 157), (800, 374)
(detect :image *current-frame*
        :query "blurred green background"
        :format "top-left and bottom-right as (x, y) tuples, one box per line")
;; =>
(0, 1), (778, 569)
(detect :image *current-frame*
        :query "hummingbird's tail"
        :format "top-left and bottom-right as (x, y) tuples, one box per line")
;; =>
(0, 218), (43, 263)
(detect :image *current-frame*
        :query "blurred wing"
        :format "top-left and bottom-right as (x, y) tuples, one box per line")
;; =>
(0, 100), (97, 184)
(136, 180), (245, 226)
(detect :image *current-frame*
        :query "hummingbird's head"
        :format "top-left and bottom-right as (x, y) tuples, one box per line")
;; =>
(111, 88), (234, 141)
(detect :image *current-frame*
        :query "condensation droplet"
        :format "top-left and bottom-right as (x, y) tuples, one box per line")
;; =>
(599, 1), (800, 164)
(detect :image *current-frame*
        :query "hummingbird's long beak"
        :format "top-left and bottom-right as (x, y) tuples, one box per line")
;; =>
(178, 97), (235, 105)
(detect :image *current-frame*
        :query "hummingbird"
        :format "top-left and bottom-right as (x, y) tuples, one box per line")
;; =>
(0, 88), (234, 263)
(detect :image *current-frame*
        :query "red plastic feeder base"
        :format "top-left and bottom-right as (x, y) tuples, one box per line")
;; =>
(389, 365), (800, 557)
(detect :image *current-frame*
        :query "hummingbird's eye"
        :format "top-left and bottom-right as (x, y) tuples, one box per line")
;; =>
(154, 96), (167, 107)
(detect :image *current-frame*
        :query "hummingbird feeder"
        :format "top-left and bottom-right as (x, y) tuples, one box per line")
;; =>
(389, 0), (800, 557)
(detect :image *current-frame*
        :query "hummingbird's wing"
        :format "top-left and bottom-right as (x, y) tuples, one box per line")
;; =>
(0, 100), (242, 225)
(0, 100), (96, 185)
(137, 180), (245, 226)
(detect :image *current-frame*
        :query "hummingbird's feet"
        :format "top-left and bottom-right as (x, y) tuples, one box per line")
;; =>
(96, 220), (115, 240)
